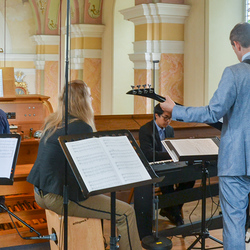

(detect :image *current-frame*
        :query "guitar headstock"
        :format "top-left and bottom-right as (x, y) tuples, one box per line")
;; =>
(126, 85), (166, 103)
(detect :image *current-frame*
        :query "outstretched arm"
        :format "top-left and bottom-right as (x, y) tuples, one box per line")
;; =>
(160, 95), (176, 115)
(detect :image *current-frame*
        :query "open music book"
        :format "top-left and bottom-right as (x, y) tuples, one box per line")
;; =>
(0, 134), (21, 185)
(64, 135), (152, 194)
(161, 138), (219, 163)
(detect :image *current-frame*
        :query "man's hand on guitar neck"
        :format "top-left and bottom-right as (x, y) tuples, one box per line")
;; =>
(160, 95), (176, 114)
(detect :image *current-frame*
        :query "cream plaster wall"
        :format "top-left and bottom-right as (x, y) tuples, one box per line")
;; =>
(184, 0), (205, 106)
(4, 0), (36, 54)
(0, 0), (37, 95)
(101, 0), (135, 115)
(184, 0), (245, 106)
(113, 0), (134, 114)
(206, 0), (244, 104)
(0, 11), (12, 53)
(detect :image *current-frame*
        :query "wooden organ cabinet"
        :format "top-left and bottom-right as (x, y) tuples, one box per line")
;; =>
(0, 95), (53, 248)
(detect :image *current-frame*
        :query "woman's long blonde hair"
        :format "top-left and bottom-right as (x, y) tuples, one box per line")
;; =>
(42, 80), (96, 140)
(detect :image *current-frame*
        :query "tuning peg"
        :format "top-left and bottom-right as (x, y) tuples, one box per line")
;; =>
(131, 85), (135, 90)
(136, 85), (142, 94)
(148, 84), (153, 93)
(141, 84), (148, 94)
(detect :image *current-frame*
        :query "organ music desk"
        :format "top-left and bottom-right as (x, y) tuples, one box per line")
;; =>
(0, 95), (53, 248)
(134, 160), (223, 239)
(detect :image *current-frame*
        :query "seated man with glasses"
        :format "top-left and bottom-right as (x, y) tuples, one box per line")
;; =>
(139, 103), (194, 226)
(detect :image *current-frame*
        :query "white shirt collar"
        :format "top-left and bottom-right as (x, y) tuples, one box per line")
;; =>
(154, 120), (165, 133)
(242, 52), (250, 61)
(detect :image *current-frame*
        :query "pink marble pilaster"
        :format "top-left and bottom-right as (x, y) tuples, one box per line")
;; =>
(36, 70), (42, 94)
(70, 69), (79, 81)
(159, 53), (184, 105)
(83, 58), (101, 115)
(44, 61), (59, 110)
(134, 69), (152, 114)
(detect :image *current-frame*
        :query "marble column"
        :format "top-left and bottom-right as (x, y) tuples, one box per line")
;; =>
(31, 35), (60, 110)
(70, 24), (104, 115)
(121, 3), (190, 113)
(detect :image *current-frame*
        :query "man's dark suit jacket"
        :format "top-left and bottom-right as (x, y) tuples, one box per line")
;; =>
(139, 120), (174, 162)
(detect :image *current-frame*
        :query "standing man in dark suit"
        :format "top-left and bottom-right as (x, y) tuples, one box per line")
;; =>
(0, 109), (10, 212)
(139, 103), (194, 226)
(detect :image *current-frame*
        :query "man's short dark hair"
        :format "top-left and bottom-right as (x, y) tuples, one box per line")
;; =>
(154, 103), (163, 116)
(230, 22), (250, 48)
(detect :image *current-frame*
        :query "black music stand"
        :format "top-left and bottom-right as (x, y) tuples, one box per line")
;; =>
(186, 161), (223, 250)
(162, 138), (223, 250)
(58, 129), (164, 250)
(0, 134), (21, 185)
(0, 134), (57, 242)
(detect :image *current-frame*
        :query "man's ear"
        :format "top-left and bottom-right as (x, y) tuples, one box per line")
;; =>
(234, 41), (241, 51)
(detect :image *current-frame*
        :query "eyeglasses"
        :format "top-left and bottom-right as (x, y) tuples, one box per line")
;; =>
(161, 115), (171, 121)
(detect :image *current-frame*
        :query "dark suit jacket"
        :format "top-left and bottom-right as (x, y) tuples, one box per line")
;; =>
(139, 120), (174, 162)
(0, 109), (9, 134)
(27, 118), (93, 202)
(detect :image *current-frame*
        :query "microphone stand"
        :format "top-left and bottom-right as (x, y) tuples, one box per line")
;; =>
(141, 60), (172, 250)
(63, 0), (70, 249)
(0, 204), (57, 242)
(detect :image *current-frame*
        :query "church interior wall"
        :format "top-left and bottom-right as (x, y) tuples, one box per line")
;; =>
(0, 0), (247, 114)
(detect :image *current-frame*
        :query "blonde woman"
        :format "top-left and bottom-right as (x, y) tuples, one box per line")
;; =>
(27, 80), (141, 250)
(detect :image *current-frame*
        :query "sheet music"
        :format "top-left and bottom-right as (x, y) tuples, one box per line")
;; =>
(0, 138), (18, 178)
(66, 136), (151, 192)
(0, 69), (3, 97)
(162, 138), (219, 162)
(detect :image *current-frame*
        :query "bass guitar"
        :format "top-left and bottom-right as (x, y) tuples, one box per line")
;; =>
(126, 85), (222, 131)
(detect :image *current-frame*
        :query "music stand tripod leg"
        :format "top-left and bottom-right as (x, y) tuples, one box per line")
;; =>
(187, 161), (223, 250)
(110, 192), (120, 250)
(187, 236), (202, 250)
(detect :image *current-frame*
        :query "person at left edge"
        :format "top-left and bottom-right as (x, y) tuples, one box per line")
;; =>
(0, 109), (10, 212)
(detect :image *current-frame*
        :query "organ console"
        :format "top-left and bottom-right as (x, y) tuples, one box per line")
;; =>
(0, 95), (53, 248)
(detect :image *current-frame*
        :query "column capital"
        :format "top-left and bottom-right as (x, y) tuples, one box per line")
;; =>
(68, 24), (104, 70)
(69, 24), (105, 38)
(31, 35), (59, 68)
(30, 35), (60, 45)
(129, 52), (161, 70)
(120, 3), (190, 25)
(34, 60), (45, 70)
